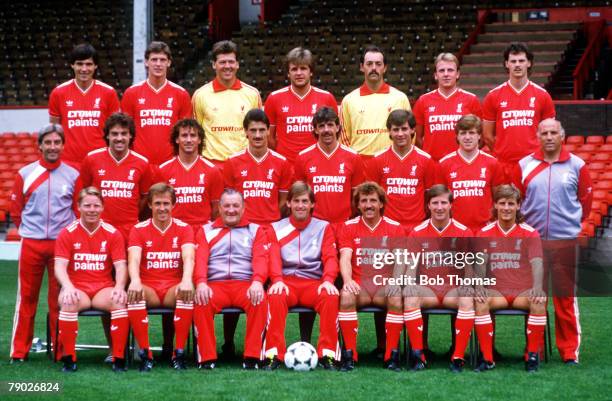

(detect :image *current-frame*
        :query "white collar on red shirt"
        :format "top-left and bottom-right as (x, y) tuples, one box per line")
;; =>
(391, 144), (414, 161)
(80, 219), (101, 236)
(429, 218), (452, 235)
(290, 85), (312, 101)
(437, 87), (458, 100)
(108, 148), (130, 164)
(507, 80), (530, 95)
(178, 156), (199, 171)
(316, 142), (340, 159)
(361, 216), (382, 232)
(73, 79), (95, 95)
(247, 148), (270, 163)
(152, 218), (173, 234)
(457, 149), (480, 164)
(146, 79), (168, 94)
(496, 221), (517, 236)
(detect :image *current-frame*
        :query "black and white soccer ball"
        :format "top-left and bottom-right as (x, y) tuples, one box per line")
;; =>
(284, 341), (318, 371)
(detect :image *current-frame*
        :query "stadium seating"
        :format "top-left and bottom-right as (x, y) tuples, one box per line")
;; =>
(461, 21), (581, 99)
(0, 1), (133, 104)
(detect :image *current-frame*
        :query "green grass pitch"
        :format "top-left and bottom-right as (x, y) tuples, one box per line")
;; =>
(0, 260), (610, 401)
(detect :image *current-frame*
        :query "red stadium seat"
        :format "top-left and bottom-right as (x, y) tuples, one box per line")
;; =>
(8, 155), (23, 164)
(23, 154), (38, 163)
(0, 171), (13, 181)
(588, 162), (606, 171)
(564, 144), (577, 153)
(593, 190), (607, 200)
(1, 132), (16, 139)
(574, 152), (591, 162)
(607, 136), (612, 144)
(21, 146), (38, 155)
(585, 136), (605, 145)
(566, 136), (584, 145)
(0, 155), (8, 163)
(600, 144), (612, 153)
(600, 171), (612, 181)
(3, 139), (18, 147)
(0, 163), (10, 172)
(587, 212), (602, 227)
(594, 181), (612, 190)
(593, 153), (611, 162)
(589, 170), (600, 181)
(5, 228), (21, 242)
(17, 138), (35, 147)
(16, 132), (32, 139)
(598, 201), (609, 216)
(1, 180), (14, 190)
(0, 189), (11, 201)
(580, 222), (595, 237)
(579, 144), (598, 153)
(592, 200), (601, 211)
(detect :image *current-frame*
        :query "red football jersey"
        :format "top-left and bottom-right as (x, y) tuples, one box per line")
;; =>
(294, 143), (365, 224)
(157, 156), (224, 226)
(338, 216), (406, 281)
(366, 146), (437, 227)
(409, 219), (472, 279)
(223, 149), (293, 224)
(55, 219), (126, 285)
(437, 150), (505, 231)
(482, 81), (555, 163)
(48, 79), (120, 163)
(476, 221), (542, 291)
(128, 218), (195, 282)
(413, 88), (482, 161)
(121, 80), (193, 165)
(264, 86), (337, 164)
(80, 148), (153, 228)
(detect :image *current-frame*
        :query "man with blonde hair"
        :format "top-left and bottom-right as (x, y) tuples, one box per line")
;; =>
(413, 52), (482, 161)
(264, 47), (337, 164)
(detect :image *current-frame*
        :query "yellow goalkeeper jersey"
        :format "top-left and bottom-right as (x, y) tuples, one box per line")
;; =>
(192, 78), (262, 161)
(340, 83), (410, 156)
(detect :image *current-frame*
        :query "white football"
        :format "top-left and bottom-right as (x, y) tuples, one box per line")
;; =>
(284, 341), (318, 371)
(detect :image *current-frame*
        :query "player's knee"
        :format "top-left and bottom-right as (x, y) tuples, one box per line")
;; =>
(339, 293), (356, 310)
(268, 292), (287, 304)
(403, 297), (420, 309)
(110, 300), (126, 310)
(319, 291), (339, 303)
(474, 301), (490, 314)
(386, 296), (403, 311)
(60, 303), (78, 313)
(457, 297), (474, 311)
(530, 302), (547, 315)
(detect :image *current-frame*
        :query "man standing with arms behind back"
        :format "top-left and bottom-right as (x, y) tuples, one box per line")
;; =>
(264, 47), (338, 164)
(482, 42), (555, 177)
(413, 52), (482, 162)
(48, 44), (120, 166)
(9, 124), (81, 362)
(340, 45), (410, 159)
(192, 40), (262, 167)
(121, 41), (193, 166)
(513, 118), (592, 365)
